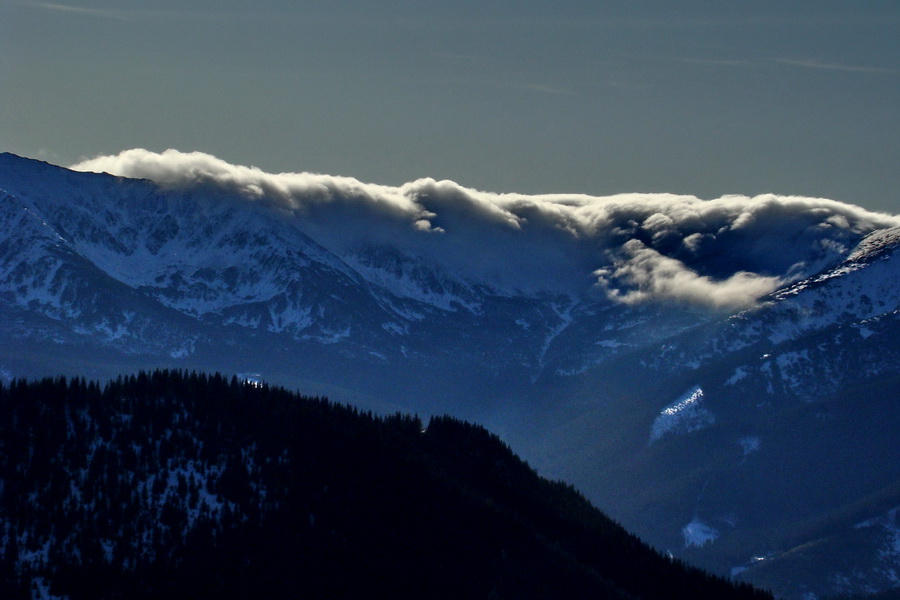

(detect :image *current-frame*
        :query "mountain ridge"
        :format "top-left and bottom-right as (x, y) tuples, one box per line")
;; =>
(0, 370), (773, 600)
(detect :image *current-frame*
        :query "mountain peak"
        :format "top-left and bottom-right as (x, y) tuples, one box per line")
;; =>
(846, 225), (900, 264)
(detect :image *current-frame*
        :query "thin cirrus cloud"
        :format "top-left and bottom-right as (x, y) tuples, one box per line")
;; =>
(23, 1), (239, 22)
(26, 1), (134, 20)
(775, 58), (897, 74)
(71, 149), (900, 310)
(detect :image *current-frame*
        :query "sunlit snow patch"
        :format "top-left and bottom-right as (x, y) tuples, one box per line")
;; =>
(650, 386), (715, 443)
(683, 518), (720, 548)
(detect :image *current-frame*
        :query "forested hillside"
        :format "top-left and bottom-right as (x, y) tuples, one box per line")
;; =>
(0, 371), (771, 599)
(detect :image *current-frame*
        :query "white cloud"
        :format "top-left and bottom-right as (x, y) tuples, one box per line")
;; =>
(71, 149), (900, 309)
(72, 148), (424, 221)
(596, 240), (785, 310)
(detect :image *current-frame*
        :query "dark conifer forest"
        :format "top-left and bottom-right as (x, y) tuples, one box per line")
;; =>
(0, 370), (773, 599)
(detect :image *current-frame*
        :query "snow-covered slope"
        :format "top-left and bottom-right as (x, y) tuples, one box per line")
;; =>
(0, 157), (389, 343)
(523, 227), (900, 600)
(648, 225), (900, 402)
(0, 153), (720, 386)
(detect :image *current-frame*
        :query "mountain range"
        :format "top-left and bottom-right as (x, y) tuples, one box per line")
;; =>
(1, 151), (898, 598)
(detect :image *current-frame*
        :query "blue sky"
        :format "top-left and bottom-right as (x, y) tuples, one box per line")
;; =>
(2, 1), (898, 211)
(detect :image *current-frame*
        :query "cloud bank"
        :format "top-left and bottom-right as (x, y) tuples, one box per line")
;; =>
(71, 149), (900, 310)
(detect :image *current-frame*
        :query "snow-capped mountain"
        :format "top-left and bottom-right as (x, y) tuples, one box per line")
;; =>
(2, 151), (899, 598)
(649, 224), (900, 399)
(0, 156), (401, 352)
(0, 152), (723, 412)
(0, 153), (592, 372)
(521, 226), (900, 599)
